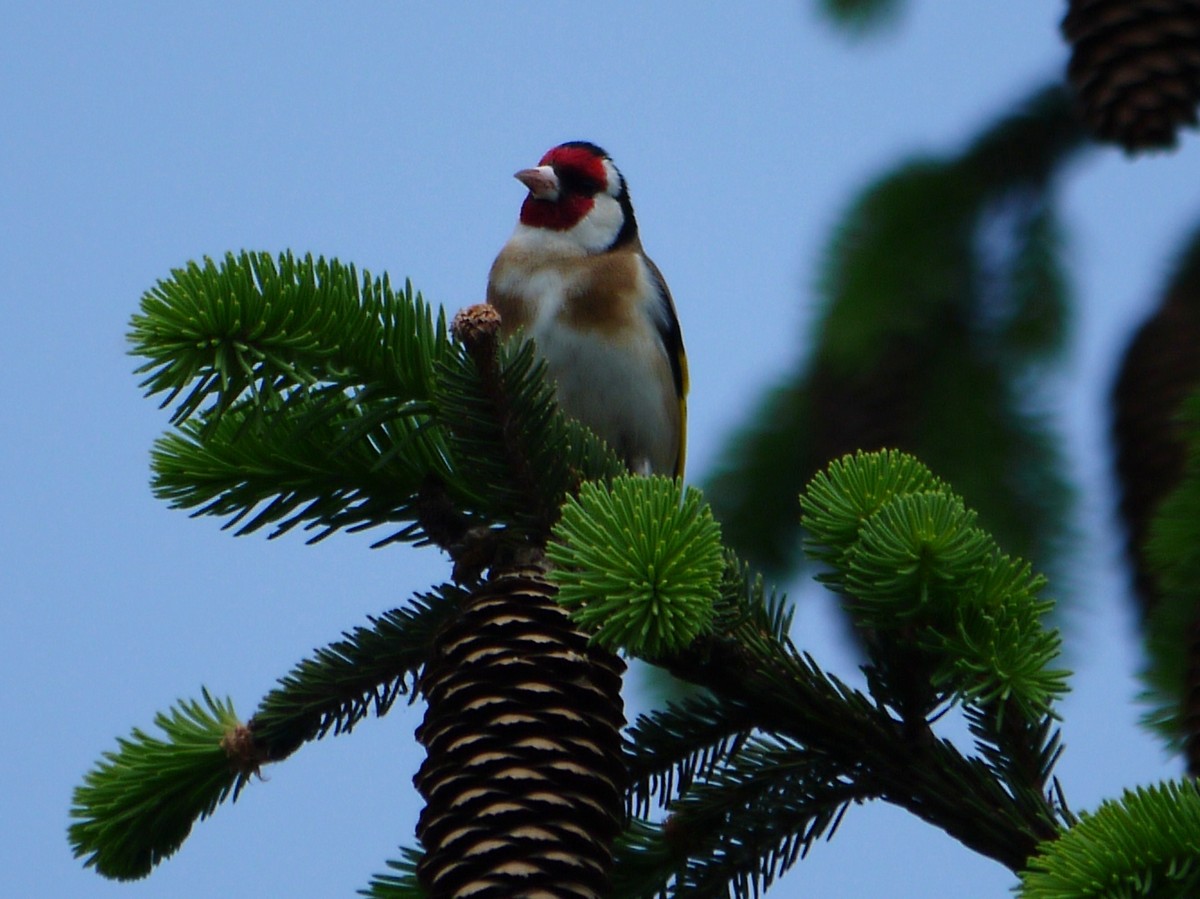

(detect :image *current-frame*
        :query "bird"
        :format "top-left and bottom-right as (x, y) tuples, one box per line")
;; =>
(486, 141), (688, 478)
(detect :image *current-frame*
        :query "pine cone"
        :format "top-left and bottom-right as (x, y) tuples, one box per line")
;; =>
(1062, 0), (1200, 151)
(1111, 282), (1200, 613)
(414, 564), (626, 898)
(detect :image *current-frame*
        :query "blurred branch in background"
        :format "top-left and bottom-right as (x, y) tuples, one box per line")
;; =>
(1112, 223), (1200, 773)
(818, 0), (1200, 150)
(707, 85), (1088, 590)
(815, 0), (906, 37)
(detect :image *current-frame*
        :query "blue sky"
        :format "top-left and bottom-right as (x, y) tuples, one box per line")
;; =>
(3, 2), (1197, 896)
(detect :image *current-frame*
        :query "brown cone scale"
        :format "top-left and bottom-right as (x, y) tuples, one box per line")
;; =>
(414, 565), (627, 898)
(1063, 0), (1200, 150)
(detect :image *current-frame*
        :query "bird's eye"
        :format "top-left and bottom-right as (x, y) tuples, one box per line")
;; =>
(554, 165), (603, 196)
(540, 144), (611, 197)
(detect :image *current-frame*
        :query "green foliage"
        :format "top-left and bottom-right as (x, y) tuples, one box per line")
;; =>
(87, 236), (1197, 899)
(130, 250), (619, 551)
(361, 848), (426, 898)
(1018, 781), (1200, 899)
(435, 334), (625, 542)
(617, 735), (866, 898)
(707, 84), (1083, 581)
(625, 692), (760, 820)
(132, 251), (455, 545)
(148, 393), (451, 545)
(842, 491), (992, 619)
(71, 591), (463, 880)
(251, 587), (467, 758)
(1141, 392), (1200, 746)
(130, 250), (447, 425)
(798, 448), (944, 566)
(816, 0), (905, 36)
(599, 453), (1073, 894)
(69, 690), (247, 880)
(548, 476), (724, 656)
(802, 450), (1067, 719)
(84, 249), (629, 887)
(714, 551), (797, 646)
(548, 539), (867, 896)
(817, 159), (975, 370)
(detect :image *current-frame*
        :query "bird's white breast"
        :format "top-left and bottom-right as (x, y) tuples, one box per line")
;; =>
(535, 313), (675, 475)
(490, 245), (676, 473)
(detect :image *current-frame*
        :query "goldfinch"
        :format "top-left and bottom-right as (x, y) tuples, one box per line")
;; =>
(486, 141), (688, 478)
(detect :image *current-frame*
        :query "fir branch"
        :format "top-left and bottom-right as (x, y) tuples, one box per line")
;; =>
(841, 490), (992, 623)
(816, 0), (904, 36)
(981, 199), (1071, 363)
(657, 558), (1062, 871)
(625, 692), (759, 819)
(131, 250), (499, 552)
(707, 86), (1082, 584)
(149, 395), (454, 545)
(667, 737), (867, 898)
(1018, 781), (1200, 899)
(800, 448), (945, 570)
(930, 552), (1067, 719)
(129, 251), (447, 426)
(609, 819), (679, 899)
(436, 320), (625, 544)
(967, 704), (1069, 826)
(548, 476), (724, 656)
(445, 304), (548, 520)
(614, 736), (871, 899)
(106, 247), (1100, 893)
(360, 847), (426, 899)
(69, 690), (255, 881)
(133, 259), (621, 561)
(802, 451), (1068, 719)
(715, 551), (796, 645)
(70, 591), (463, 881)
(251, 586), (467, 759)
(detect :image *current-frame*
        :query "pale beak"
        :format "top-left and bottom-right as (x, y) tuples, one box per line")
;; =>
(515, 165), (560, 201)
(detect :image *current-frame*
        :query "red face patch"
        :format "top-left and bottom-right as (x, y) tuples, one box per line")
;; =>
(520, 193), (595, 231)
(519, 145), (610, 231)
